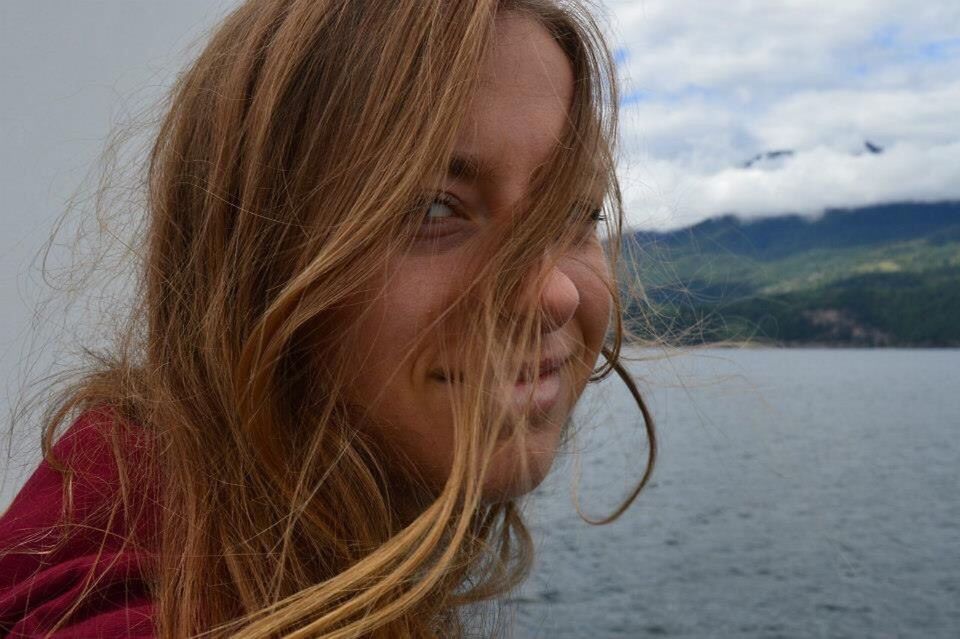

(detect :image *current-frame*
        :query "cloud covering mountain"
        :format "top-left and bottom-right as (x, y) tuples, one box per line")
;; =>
(605, 0), (960, 229)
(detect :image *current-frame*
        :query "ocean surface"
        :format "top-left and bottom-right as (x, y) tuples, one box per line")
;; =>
(509, 348), (960, 638)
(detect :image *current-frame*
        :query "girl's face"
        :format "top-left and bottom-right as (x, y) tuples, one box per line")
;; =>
(347, 13), (612, 498)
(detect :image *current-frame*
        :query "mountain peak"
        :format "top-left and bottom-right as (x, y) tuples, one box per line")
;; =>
(741, 140), (885, 170)
(742, 149), (795, 169)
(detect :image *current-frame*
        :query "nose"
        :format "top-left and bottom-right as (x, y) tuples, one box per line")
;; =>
(536, 262), (579, 334)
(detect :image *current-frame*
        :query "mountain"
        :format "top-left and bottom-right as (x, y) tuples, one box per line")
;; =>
(742, 149), (794, 169)
(740, 140), (883, 170)
(620, 201), (960, 347)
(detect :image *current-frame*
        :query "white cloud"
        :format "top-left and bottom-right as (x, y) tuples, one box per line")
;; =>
(617, 98), (748, 169)
(604, 0), (960, 229)
(608, 0), (960, 95)
(752, 83), (960, 149)
(619, 141), (960, 230)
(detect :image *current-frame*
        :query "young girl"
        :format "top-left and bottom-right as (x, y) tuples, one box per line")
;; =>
(0, 0), (655, 636)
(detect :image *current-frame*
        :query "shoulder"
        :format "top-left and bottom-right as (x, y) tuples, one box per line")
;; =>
(0, 407), (159, 637)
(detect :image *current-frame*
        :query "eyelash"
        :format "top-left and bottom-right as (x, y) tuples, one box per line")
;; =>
(415, 195), (606, 231)
(424, 194), (460, 219)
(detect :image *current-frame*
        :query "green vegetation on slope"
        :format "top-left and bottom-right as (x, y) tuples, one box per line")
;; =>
(620, 201), (960, 347)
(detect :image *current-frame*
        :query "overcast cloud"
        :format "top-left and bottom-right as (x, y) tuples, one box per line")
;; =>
(605, 0), (960, 229)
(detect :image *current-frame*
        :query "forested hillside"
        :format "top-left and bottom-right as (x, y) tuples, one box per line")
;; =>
(621, 201), (960, 346)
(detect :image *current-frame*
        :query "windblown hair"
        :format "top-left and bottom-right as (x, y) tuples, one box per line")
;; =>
(13, 0), (656, 636)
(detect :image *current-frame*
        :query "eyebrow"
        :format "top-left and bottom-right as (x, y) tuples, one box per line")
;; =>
(446, 151), (612, 208)
(447, 153), (485, 182)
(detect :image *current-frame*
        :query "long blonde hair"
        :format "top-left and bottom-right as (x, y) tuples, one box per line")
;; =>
(17, 0), (656, 636)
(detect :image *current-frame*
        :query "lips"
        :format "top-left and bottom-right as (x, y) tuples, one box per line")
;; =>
(516, 355), (570, 383)
(429, 353), (572, 384)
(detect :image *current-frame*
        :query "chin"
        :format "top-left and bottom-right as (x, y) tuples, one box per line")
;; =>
(478, 419), (563, 502)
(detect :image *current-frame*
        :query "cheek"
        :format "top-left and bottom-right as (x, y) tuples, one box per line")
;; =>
(569, 248), (614, 352)
(355, 255), (462, 376)
(347, 257), (462, 478)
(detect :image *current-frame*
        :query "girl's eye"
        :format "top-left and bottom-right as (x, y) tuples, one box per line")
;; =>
(581, 204), (607, 227)
(425, 199), (455, 220)
(412, 194), (466, 241)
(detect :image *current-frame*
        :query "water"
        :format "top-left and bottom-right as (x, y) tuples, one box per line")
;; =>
(510, 348), (960, 638)
(3, 348), (957, 636)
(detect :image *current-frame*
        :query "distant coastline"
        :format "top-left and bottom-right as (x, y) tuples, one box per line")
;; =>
(682, 341), (960, 349)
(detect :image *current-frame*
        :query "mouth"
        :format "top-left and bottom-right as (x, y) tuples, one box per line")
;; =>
(428, 354), (572, 384)
(428, 354), (573, 413)
(515, 355), (570, 384)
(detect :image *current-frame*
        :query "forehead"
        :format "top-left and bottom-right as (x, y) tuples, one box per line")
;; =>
(453, 13), (574, 195)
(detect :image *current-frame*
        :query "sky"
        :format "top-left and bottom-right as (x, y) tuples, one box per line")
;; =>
(605, 0), (960, 229)
(2, 1), (958, 239)
(1, 2), (959, 501)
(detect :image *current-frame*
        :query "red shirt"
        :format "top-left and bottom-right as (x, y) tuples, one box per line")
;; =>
(0, 408), (159, 637)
